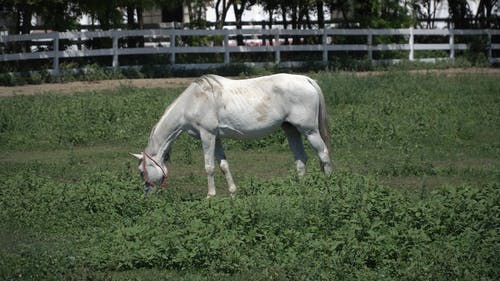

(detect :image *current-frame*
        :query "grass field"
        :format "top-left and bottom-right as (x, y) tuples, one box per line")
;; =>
(0, 71), (499, 280)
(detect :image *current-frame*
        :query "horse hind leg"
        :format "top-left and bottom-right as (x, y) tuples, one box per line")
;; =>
(215, 139), (237, 196)
(282, 123), (307, 177)
(305, 130), (333, 175)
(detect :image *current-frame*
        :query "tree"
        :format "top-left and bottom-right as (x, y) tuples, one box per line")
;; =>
(233, 0), (258, 30)
(448, 0), (472, 28)
(351, 0), (413, 28)
(413, 0), (443, 28)
(475, 0), (499, 27)
(233, 0), (257, 45)
(184, 0), (211, 28)
(39, 0), (81, 31)
(122, 0), (157, 29)
(316, 0), (325, 28)
(1, 0), (44, 34)
(258, 0), (279, 28)
(78, 0), (123, 30)
(214, 0), (232, 28)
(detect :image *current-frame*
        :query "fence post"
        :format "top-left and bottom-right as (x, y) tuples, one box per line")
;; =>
(487, 29), (492, 64)
(449, 28), (455, 62)
(169, 31), (176, 65)
(367, 29), (373, 62)
(274, 32), (280, 65)
(224, 31), (230, 64)
(409, 27), (414, 61)
(52, 32), (60, 76)
(322, 29), (328, 65)
(112, 30), (119, 68)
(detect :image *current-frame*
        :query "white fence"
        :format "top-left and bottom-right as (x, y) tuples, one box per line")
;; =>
(1, 28), (499, 75)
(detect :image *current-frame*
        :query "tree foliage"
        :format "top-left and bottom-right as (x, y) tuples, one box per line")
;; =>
(0, 0), (498, 33)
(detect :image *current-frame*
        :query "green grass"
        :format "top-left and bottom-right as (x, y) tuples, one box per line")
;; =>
(0, 71), (499, 280)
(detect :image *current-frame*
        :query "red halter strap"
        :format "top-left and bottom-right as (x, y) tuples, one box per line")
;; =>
(142, 151), (168, 191)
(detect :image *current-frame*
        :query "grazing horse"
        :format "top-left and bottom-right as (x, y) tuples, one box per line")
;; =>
(131, 73), (333, 197)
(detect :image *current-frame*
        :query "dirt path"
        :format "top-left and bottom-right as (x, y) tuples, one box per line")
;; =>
(0, 77), (194, 97)
(0, 67), (498, 97)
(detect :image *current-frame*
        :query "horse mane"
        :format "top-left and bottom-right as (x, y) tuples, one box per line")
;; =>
(193, 75), (224, 97)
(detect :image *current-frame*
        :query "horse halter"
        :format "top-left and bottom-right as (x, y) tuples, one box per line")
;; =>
(142, 151), (168, 191)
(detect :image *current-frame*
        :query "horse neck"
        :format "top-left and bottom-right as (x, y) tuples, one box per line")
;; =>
(145, 101), (184, 161)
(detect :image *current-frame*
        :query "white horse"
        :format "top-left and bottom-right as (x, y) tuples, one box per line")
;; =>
(131, 73), (333, 197)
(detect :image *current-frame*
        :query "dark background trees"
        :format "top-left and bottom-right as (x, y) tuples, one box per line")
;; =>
(0, 0), (498, 34)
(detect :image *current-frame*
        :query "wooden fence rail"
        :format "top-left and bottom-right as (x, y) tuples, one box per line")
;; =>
(1, 28), (499, 75)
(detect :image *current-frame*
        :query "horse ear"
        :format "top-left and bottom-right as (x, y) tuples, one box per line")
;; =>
(130, 153), (143, 160)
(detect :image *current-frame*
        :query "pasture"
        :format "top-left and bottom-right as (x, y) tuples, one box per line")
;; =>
(0, 71), (499, 280)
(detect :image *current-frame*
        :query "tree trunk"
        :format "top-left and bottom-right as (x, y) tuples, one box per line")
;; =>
(16, 4), (32, 52)
(19, 5), (32, 34)
(233, 3), (245, 46)
(282, 8), (289, 45)
(215, 0), (231, 29)
(316, 1), (324, 29)
(215, 0), (221, 27)
(127, 6), (136, 29)
(291, 6), (299, 44)
(137, 7), (144, 29)
(130, 6), (144, 47)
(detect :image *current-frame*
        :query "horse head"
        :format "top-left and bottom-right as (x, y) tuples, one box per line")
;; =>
(130, 152), (169, 193)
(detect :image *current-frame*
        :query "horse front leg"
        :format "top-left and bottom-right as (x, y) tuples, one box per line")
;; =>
(200, 130), (217, 198)
(215, 139), (237, 196)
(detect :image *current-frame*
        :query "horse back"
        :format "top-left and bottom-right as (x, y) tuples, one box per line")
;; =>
(183, 74), (321, 138)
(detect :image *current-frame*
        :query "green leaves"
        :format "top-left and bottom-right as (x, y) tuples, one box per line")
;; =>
(0, 165), (498, 280)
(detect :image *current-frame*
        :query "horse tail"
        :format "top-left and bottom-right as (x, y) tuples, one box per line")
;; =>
(308, 78), (331, 155)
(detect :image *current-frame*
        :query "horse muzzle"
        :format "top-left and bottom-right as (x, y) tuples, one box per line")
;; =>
(144, 183), (155, 194)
